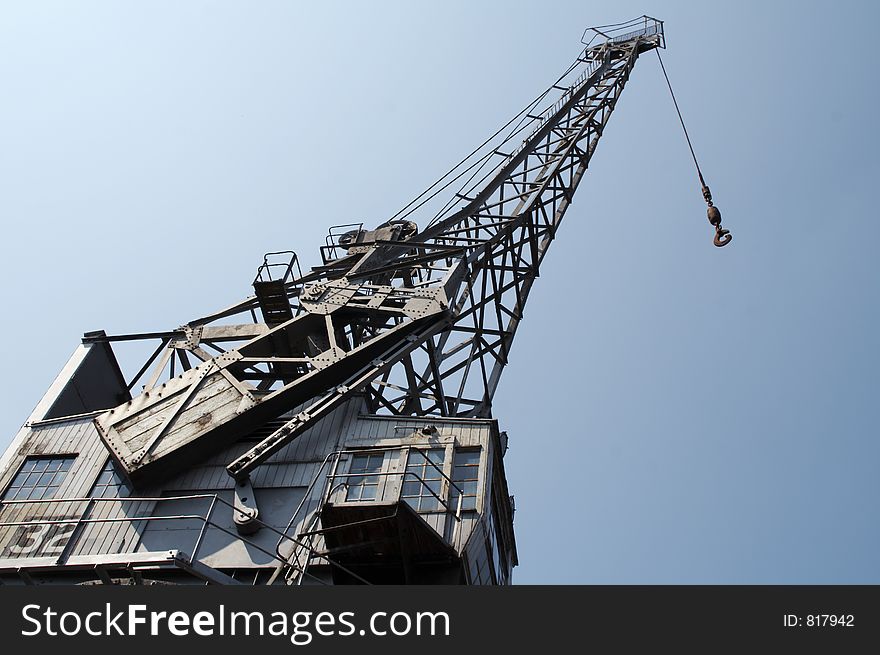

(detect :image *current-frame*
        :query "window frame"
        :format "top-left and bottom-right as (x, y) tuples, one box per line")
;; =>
(401, 448), (447, 513)
(450, 447), (481, 512)
(2, 454), (77, 502)
(88, 457), (131, 499)
(343, 450), (389, 503)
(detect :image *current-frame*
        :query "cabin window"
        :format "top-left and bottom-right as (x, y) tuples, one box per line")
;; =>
(2, 455), (76, 501)
(345, 452), (385, 501)
(450, 448), (480, 511)
(89, 458), (130, 499)
(401, 449), (445, 511)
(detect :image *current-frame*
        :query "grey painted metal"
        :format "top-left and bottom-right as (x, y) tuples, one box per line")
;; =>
(0, 17), (663, 585)
(76, 18), (663, 488)
(0, 398), (515, 584)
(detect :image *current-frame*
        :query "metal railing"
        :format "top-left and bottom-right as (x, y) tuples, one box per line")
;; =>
(0, 494), (273, 562)
(438, 16), (664, 221)
(328, 448), (464, 517)
(253, 250), (302, 285)
(521, 16), (664, 148)
(503, 59), (602, 165)
(0, 444), (470, 585)
(273, 445), (466, 585)
(581, 15), (665, 49)
(321, 223), (364, 264)
(0, 493), (362, 585)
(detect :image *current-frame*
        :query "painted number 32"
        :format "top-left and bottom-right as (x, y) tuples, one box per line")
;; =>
(6, 522), (75, 556)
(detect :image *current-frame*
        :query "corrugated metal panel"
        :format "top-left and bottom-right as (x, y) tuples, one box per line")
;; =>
(1, 398), (514, 584)
(0, 418), (119, 559)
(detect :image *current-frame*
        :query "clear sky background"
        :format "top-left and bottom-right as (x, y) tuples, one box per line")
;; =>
(1, 1), (877, 583)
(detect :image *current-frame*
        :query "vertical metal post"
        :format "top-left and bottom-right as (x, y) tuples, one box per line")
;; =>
(192, 495), (217, 562)
(55, 497), (95, 566)
(325, 451), (342, 503)
(451, 492), (463, 548)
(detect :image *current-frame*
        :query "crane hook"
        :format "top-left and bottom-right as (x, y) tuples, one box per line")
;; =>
(714, 226), (732, 248)
(703, 185), (732, 248)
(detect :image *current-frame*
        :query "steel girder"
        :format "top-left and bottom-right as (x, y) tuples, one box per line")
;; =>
(365, 37), (658, 419)
(88, 22), (664, 485)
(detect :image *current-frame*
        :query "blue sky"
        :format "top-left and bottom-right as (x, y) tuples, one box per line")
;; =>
(1, 1), (878, 583)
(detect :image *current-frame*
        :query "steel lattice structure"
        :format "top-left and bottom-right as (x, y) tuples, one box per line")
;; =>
(86, 18), (665, 487)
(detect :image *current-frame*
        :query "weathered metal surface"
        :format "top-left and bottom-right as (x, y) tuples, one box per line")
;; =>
(1, 400), (514, 584)
(74, 19), (664, 491)
(94, 271), (459, 485)
(0, 17), (666, 585)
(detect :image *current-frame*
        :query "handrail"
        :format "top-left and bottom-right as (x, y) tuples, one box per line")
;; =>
(254, 250), (302, 285)
(0, 447), (470, 585)
(315, 445), (464, 514)
(581, 15), (664, 48)
(406, 446), (466, 499)
(1, 493), (299, 555)
(322, 223), (365, 264)
(273, 450), (339, 567)
(270, 444), (468, 584)
(498, 17), (663, 172)
(328, 470), (462, 517)
(0, 492), (363, 585)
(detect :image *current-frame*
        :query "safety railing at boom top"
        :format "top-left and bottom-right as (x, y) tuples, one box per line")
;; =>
(443, 18), (663, 216)
(582, 15), (665, 49)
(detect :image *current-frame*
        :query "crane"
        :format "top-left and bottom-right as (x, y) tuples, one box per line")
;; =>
(94, 17), (670, 486)
(0, 16), (713, 585)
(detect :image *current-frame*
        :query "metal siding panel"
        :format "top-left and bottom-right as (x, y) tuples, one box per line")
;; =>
(211, 466), (233, 489)
(81, 495), (118, 557)
(77, 442), (113, 496)
(279, 462), (299, 488)
(2, 403), (503, 575)
(422, 513), (446, 538)
(455, 514), (477, 553)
